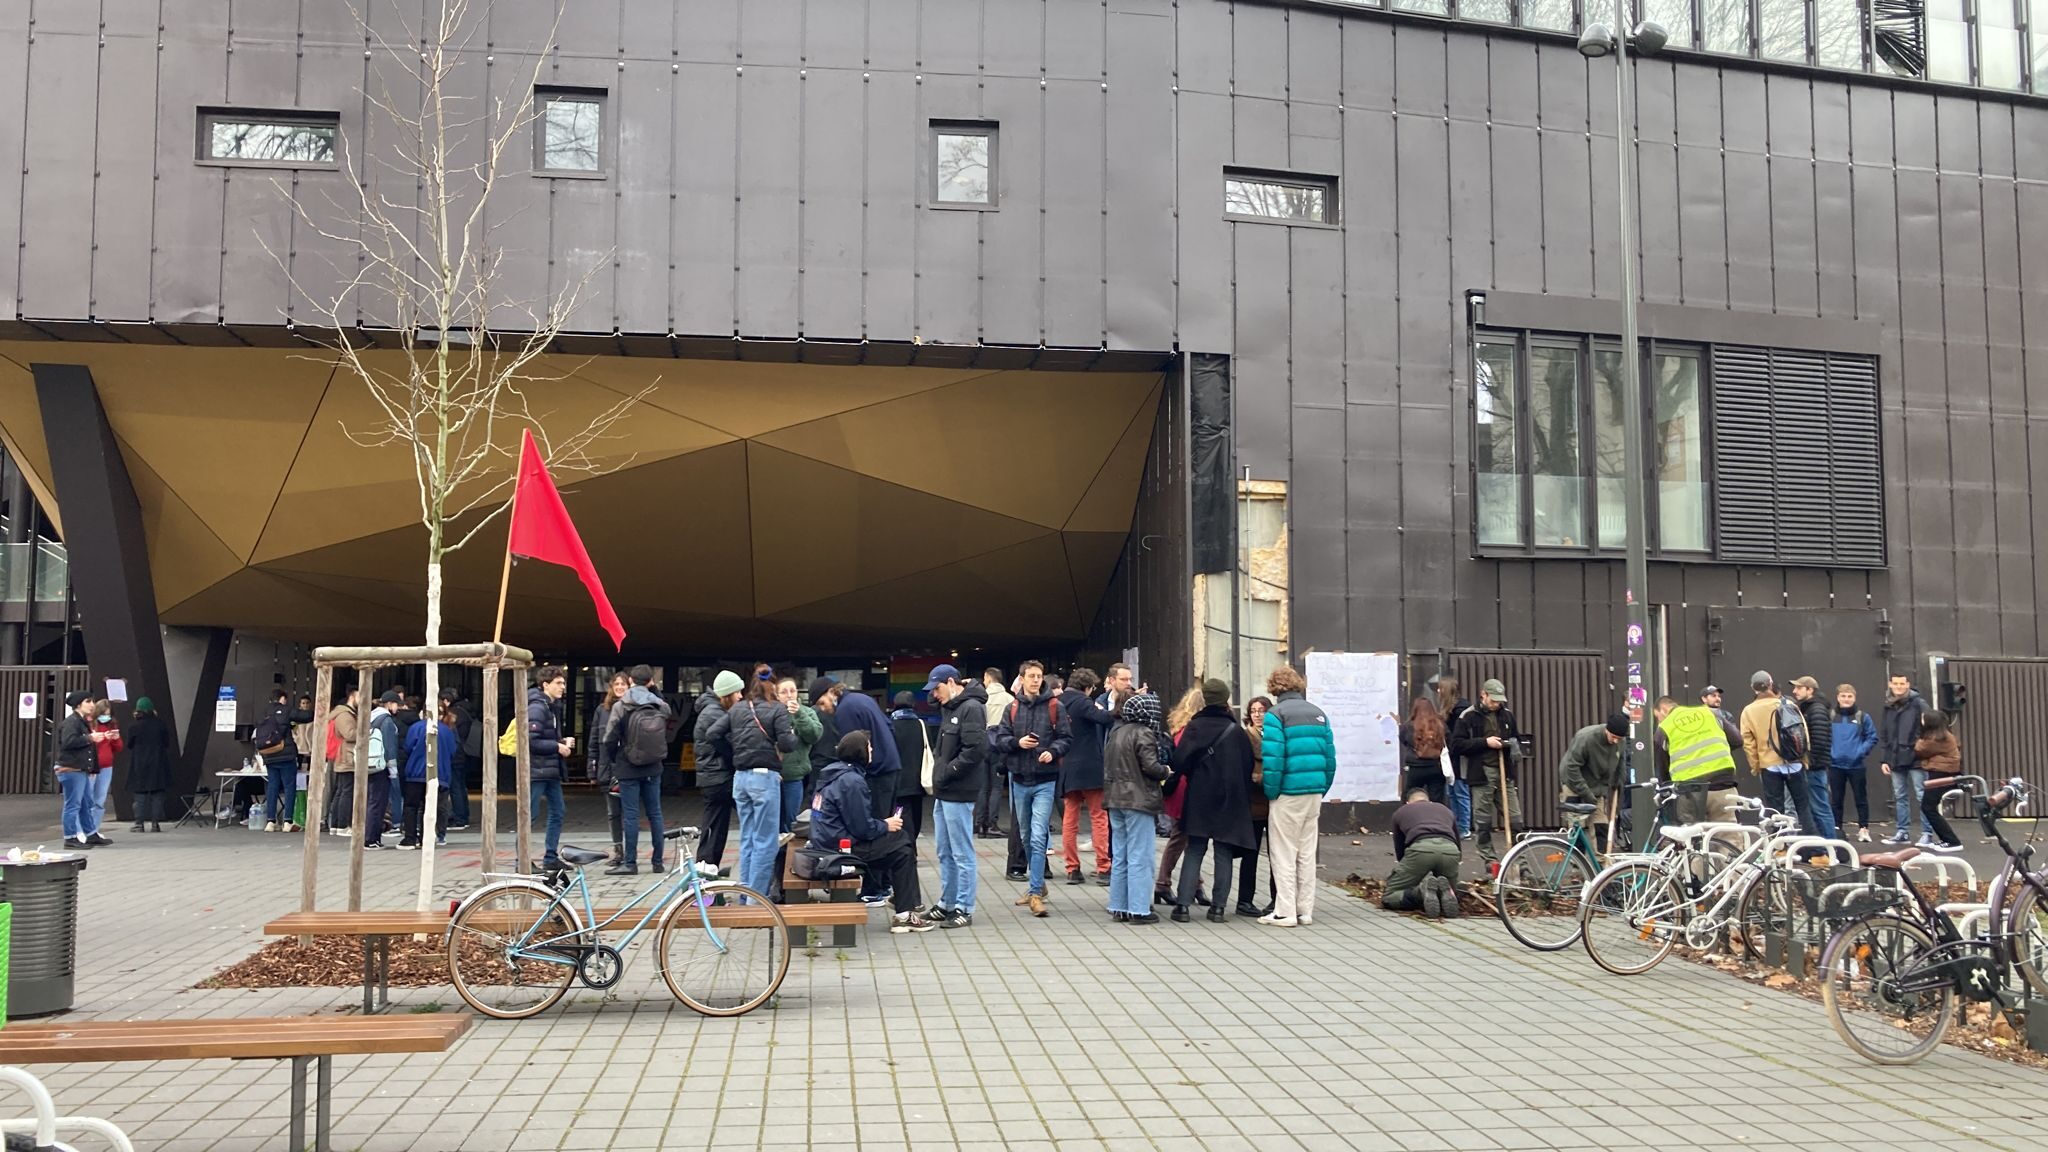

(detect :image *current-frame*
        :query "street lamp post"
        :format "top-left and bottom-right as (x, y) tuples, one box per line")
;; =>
(1579, 8), (1667, 813)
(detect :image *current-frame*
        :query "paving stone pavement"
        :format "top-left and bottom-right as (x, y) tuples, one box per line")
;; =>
(10, 808), (2048, 1152)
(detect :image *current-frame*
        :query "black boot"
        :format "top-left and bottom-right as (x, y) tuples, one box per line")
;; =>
(151, 823), (163, 833)
(605, 862), (637, 876)
(1170, 906), (1191, 923)
(1207, 907), (1227, 923)
(131, 821), (146, 834)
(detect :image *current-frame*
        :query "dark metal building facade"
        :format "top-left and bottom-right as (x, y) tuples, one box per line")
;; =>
(4, 0), (2046, 739)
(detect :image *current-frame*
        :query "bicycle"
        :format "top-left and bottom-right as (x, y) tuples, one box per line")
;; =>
(1817, 775), (2046, 1064)
(444, 825), (790, 1019)
(1576, 799), (1806, 975)
(1494, 783), (1674, 951)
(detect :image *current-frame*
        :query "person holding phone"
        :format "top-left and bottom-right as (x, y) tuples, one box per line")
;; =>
(810, 731), (933, 933)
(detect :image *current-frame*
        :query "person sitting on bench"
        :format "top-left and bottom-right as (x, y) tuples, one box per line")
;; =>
(1382, 788), (1463, 919)
(811, 730), (934, 934)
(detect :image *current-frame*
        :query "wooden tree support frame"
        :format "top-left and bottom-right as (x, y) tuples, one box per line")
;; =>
(299, 644), (535, 940)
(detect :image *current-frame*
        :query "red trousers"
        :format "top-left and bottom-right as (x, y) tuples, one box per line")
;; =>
(1062, 788), (1111, 875)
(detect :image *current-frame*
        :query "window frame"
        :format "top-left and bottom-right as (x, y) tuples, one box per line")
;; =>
(533, 87), (609, 179)
(928, 120), (1000, 211)
(1221, 167), (1340, 228)
(195, 107), (341, 170)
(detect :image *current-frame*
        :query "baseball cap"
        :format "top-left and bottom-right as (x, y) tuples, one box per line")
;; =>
(1701, 684), (1722, 697)
(1791, 675), (1820, 693)
(1750, 670), (1773, 691)
(922, 663), (961, 692)
(1481, 678), (1507, 704)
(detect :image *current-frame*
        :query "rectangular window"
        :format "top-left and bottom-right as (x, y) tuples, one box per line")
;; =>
(1981, 0), (2027, 88)
(1652, 350), (1707, 552)
(1461, 0), (1513, 22)
(1223, 168), (1337, 225)
(1758, 0), (1810, 60)
(1642, 0), (1697, 49)
(198, 109), (338, 167)
(1475, 340), (1523, 547)
(931, 121), (997, 207)
(536, 88), (605, 174)
(1812, 0), (1866, 68)
(1926, 0), (1973, 81)
(1592, 347), (1627, 550)
(1701, 0), (1752, 54)
(1528, 344), (1585, 547)
(1521, 0), (1577, 32)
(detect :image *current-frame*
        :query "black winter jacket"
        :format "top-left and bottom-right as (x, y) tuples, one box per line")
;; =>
(723, 698), (797, 772)
(1798, 695), (1834, 774)
(891, 712), (928, 798)
(55, 713), (95, 772)
(1881, 690), (1928, 771)
(811, 759), (890, 850)
(692, 693), (735, 787)
(990, 688), (1072, 786)
(809, 708), (841, 776)
(126, 711), (179, 793)
(1102, 720), (1168, 815)
(526, 687), (564, 782)
(1170, 706), (1258, 850)
(1449, 703), (1523, 786)
(1056, 688), (1115, 793)
(932, 683), (989, 803)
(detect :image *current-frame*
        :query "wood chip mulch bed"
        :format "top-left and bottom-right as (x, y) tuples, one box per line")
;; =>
(199, 936), (462, 991)
(1337, 872), (2048, 1070)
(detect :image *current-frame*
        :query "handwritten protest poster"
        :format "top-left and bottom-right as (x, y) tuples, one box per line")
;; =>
(1304, 651), (1401, 803)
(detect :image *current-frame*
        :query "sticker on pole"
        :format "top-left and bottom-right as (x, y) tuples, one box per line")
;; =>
(1627, 685), (1648, 707)
(16, 692), (36, 720)
(1626, 624), (1644, 648)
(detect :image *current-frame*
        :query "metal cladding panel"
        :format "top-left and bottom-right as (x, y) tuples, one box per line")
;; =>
(862, 72), (918, 340)
(0, 2), (25, 317)
(802, 0), (866, 70)
(1539, 127), (1592, 297)
(19, 27), (99, 320)
(984, 0), (1047, 79)
(1490, 126), (1543, 293)
(1393, 25), (1448, 118)
(1815, 160), (1856, 318)
(1497, 561), (1536, 648)
(1346, 402), (1399, 528)
(736, 66), (802, 338)
(1723, 151), (1772, 310)
(680, 0), (744, 64)
(1445, 34), (1489, 123)
(1174, 89), (1230, 353)
(479, 53), (552, 333)
(288, 44), (370, 326)
(616, 59), (677, 336)
(1289, 10), (1343, 106)
(1446, 649), (1606, 830)
(1048, 79), (1110, 349)
(1532, 565), (1586, 649)
(152, 33), (232, 324)
(1231, 4), (1290, 101)
(799, 68), (866, 341)
(1636, 133), (1681, 304)
(1233, 223), (1291, 477)
(1444, 116), (1490, 312)
(921, 0), (984, 71)
(1535, 45), (1587, 128)
(1768, 152), (1819, 315)
(1341, 17), (1395, 112)
(1048, 0), (1110, 81)
(1933, 659), (2048, 798)
(914, 74), (983, 345)
(738, 0), (803, 65)
(1289, 229), (1344, 408)
(981, 77), (1048, 346)
(220, 172), (296, 327)
(1489, 39), (1539, 130)
(89, 30), (160, 322)
(1103, 9), (1175, 351)
(673, 63), (739, 336)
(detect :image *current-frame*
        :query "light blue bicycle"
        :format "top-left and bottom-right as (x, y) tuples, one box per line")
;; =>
(445, 825), (789, 1019)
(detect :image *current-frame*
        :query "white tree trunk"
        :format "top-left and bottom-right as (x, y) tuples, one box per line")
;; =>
(417, 560), (443, 912)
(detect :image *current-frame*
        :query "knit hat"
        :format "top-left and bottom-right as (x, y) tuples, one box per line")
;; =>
(1121, 691), (1162, 731)
(808, 676), (838, 703)
(712, 670), (746, 698)
(1604, 711), (1628, 738)
(64, 690), (89, 708)
(1201, 678), (1230, 708)
(892, 691), (916, 708)
(378, 689), (403, 705)
(134, 697), (155, 713)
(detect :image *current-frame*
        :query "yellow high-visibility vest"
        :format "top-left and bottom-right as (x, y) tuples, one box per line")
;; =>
(1663, 705), (1736, 783)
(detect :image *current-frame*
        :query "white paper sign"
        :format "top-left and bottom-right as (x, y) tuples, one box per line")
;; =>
(17, 692), (36, 720)
(1304, 651), (1402, 803)
(215, 686), (237, 733)
(103, 678), (128, 703)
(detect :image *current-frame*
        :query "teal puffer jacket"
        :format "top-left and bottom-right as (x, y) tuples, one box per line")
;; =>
(1261, 692), (1337, 799)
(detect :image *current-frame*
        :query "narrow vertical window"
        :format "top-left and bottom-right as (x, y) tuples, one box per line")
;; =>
(1528, 345), (1584, 548)
(1812, 0), (1866, 68)
(931, 121), (997, 207)
(1475, 341), (1524, 547)
(1701, 0), (1752, 54)
(1521, 0), (1576, 32)
(1592, 347), (1628, 550)
(1925, 0), (1974, 81)
(1653, 351), (1707, 552)
(1980, 0), (2027, 88)
(1758, 0), (1810, 60)
(536, 88), (605, 174)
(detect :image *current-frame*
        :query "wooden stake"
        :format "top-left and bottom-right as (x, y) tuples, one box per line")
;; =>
(348, 664), (372, 912)
(480, 663), (499, 877)
(298, 665), (334, 945)
(514, 665), (533, 874)
(492, 489), (518, 645)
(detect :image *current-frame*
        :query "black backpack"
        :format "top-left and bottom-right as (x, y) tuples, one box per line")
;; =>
(620, 701), (670, 766)
(1773, 696), (1810, 763)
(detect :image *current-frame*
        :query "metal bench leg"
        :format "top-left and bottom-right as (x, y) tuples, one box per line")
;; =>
(289, 1055), (308, 1152)
(361, 940), (375, 1015)
(379, 938), (391, 1012)
(315, 1055), (331, 1152)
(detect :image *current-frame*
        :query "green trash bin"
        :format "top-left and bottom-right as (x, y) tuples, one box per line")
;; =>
(0, 852), (87, 1018)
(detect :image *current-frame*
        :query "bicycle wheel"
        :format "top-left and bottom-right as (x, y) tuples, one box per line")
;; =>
(1495, 835), (1597, 951)
(447, 882), (583, 1019)
(658, 881), (791, 1017)
(2006, 884), (2048, 1000)
(1579, 861), (1685, 975)
(1819, 915), (1954, 1065)
(1734, 868), (1799, 963)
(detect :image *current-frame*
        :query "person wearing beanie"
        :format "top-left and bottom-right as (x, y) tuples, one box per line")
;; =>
(1102, 691), (1169, 924)
(1165, 680), (1258, 923)
(55, 691), (100, 848)
(1558, 712), (1628, 841)
(364, 690), (405, 848)
(126, 696), (178, 833)
(691, 669), (747, 870)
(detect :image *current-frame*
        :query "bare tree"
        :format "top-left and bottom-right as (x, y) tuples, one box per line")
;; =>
(269, 0), (653, 908)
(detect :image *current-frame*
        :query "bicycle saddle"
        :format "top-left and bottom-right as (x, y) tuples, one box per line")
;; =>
(1559, 801), (1598, 814)
(555, 845), (609, 866)
(1857, 847), (1920, 870)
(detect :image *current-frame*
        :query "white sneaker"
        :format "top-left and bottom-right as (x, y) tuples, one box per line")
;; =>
(1856, 826), (1872, 843)
(263, 821), (277, 833)
(1298, 916), (1314, 926)
(1256, 913), (1299, 927)
(1925, 839), (1963, 853)
(282, 823), (299, 833)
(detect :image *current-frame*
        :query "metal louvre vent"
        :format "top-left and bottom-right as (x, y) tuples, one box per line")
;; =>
(1710, 346), (1885, 567)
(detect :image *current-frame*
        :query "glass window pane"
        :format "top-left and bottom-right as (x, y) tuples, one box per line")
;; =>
(1475, 341), (1523, 547)
(1812, 0), (1864, 68)
(1926, 0), (1971, 82)
(1462, 0), (1513, 22)
(207, 119), (336, 163)
(1981, 6), (2025, 90)
(1392, 0), (1448, 13)
(1758, 0), (1808, 61)
(2034, 0), (2048, 85)
(1224, 177), (1329, 222)
(1528, 346), (1584, 548)
(1654, 353), (1706, 551)
(1592, 348), (1626, 550)
(1523, 0), (1576, 31)
(542, 99), (601, 170)
(1701, 0), (1751, 53)
(1641, 0), (1695, 50)
(935, 131), (992, 203)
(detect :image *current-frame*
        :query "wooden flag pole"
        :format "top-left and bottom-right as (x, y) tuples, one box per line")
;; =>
(492, 486), (519, 645)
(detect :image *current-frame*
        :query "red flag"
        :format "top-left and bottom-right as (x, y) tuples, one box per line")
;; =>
(507, 429), (626, 650)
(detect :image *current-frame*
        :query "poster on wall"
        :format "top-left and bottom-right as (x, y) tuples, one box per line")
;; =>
(17, 692), (36, 720)
(1303, 651), (1402, 803)
(214, 686), (237, 733)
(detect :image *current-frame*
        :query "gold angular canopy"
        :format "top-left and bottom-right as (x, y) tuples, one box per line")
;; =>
(0, 341), (1161, 655)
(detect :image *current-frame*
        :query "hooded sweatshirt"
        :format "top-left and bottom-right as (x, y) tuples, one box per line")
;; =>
(1831, 703), (1877, 771)
(811, 758), (891, 850)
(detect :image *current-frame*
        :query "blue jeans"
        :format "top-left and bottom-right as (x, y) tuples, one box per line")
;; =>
(1892, 767), (1927, 838)
(1107, 808), (1158, 915)
(933, 799), (978, 914)
(86, 768), (112, 836)
(1803, 768), (1838, 840)
(1450, 779), (1472, 837)
(265, 761), (297, 824)
(447, 755), (471, 825)
(618, 776), (664, 868)
(732, 770), (781, 899)
(58, 770), (92, 839)
(533, 777), (565, 861)
(780, 778), (805, 833)
(386, 771), (405, 828)
(1010, 779), (1058, 896)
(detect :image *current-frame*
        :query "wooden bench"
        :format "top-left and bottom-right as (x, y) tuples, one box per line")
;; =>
(0, 1014), (469, 1152)
(779, 836), (867, 948)
(264, 899), (871, 1009)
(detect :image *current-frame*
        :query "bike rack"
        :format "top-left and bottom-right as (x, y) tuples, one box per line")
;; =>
(1902, 854), (1981, 895)
(1777, 837), (1861, 868)
(0, 1065), (137, 1152)
(1937, 903), (1992, 938)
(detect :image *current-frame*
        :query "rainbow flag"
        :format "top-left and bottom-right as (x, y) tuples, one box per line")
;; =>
(888, 657), (941, 705)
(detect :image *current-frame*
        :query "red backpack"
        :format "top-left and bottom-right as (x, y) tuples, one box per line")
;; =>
(1006, 698), (1060, 734)
(324, 718), (343, 763)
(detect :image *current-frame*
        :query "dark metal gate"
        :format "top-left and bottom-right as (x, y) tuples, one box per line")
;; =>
(1446, 650), (1607, 829)
(1938, 658), (2048, 800)
(0, 665), (90, 794)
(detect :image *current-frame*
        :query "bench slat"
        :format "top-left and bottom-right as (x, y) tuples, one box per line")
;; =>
(0, 1016), (468, 1063)
(269, 901), (871, 937)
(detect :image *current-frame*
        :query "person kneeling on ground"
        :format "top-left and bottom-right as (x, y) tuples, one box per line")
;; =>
(1382, 788), (1463, 919)
(811, 730), (934, 933)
